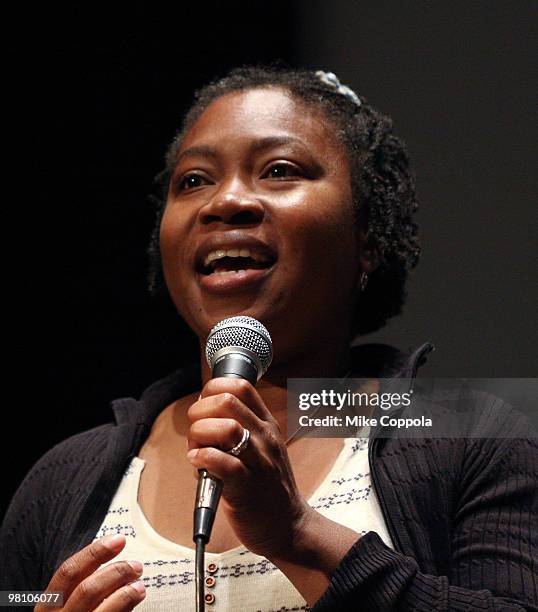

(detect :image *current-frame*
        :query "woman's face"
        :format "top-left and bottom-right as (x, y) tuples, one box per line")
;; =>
(160, 87), (364, 360)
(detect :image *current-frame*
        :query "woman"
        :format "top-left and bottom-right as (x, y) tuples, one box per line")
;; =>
(1, 66), (536, 611)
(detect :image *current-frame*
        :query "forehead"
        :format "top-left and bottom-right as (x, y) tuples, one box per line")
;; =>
(178, 87), (346, 160)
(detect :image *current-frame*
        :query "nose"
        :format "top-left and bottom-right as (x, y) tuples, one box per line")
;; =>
(199, 179), (265, 226)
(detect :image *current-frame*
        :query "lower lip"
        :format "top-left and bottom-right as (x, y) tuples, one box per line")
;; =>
(197, 266), (275, 295)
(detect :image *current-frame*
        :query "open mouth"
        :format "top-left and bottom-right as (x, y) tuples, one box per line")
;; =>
(199, 248), (276, 276)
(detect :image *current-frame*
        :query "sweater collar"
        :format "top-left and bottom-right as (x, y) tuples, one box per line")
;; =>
(111, 341), (435, 426)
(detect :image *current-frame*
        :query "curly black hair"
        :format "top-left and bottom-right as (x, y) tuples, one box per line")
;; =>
(147, 65), (421, 336)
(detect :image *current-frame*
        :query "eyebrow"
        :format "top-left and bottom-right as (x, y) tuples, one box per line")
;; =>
(174, 135), (309, 165)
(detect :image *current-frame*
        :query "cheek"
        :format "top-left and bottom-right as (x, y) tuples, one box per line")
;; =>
(160, 203), (182, 250)
(159, 207), (191, 292)
(160, 202), (193, 258)
(284, 193), (358, 277)
(159, 212), (176, 267)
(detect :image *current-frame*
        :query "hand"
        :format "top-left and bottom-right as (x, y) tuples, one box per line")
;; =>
(186, 377), (311, 560)
(35, 534), (145, 612)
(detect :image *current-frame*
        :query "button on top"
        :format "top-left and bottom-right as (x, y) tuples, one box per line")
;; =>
(207, 563), (218, 574)
(205, 593), (216, 604)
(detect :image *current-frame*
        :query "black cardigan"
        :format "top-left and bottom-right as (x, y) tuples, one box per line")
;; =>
(1, 342), (537, 611)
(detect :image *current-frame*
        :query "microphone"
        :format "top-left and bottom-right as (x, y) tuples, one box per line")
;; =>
(193, 316), (273, 543)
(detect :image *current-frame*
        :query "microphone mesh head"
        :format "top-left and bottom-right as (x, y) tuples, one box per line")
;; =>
(205, 316), (273, 375)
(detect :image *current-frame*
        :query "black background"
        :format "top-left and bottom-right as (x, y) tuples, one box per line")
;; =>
(3, 1), (536, 519)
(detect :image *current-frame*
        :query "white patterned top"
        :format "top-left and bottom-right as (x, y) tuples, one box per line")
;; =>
(94, 434), (393, 611)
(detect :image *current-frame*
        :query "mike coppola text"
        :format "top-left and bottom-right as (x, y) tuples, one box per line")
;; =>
(287, 378), (538, 439)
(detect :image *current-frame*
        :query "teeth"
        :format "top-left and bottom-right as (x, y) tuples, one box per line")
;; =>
(213, 269), (247, 275)
(203, 248), (269, 267)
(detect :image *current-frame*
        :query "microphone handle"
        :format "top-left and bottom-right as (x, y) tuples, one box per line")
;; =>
(193, 352), (258, 542)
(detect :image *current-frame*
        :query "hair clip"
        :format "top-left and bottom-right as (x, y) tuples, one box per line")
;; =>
(315, 70), (362, 108)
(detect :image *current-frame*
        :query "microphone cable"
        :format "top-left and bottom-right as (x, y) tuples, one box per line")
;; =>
(195, 535), (205, 612)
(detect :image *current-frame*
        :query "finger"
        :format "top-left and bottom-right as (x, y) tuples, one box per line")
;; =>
(188, 393), (264, 432)
(41, 535), (127, 606)
(199, 378), (274, 421)
(186, 446), (250, 483)
(188, 417), (245, 451)
(63, 560), (144, 612)
(93, 579), (146, 611)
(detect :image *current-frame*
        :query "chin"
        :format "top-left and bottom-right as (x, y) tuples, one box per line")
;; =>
(181, 302), (267, 340)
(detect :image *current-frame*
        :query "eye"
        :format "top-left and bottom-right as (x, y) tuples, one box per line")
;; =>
(177, 173), (211, 191)
(262, 162), (303, 180)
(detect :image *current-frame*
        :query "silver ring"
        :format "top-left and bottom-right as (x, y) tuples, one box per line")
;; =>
(227, 428), (250, 457)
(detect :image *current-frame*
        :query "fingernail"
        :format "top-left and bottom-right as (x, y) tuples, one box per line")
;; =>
(102, 534), (124, 550)
(187, 449), (199, 462)
(127, 560), (143, 574)
(129, 580), (146, 597)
